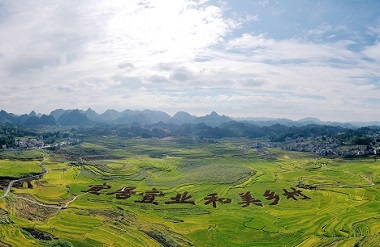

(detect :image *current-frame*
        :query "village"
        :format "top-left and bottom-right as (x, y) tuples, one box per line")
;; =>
(281, 135), (380, 157)
(12, 138), (75, 150)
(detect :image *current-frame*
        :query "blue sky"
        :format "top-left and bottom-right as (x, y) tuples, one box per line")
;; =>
(0, 0), (380, 121)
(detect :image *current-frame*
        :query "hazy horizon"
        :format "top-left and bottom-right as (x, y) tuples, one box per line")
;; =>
(1, 0), (380, 122)
(2, 107), (380, 124)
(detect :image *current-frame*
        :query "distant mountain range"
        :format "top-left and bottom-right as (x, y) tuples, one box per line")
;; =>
(0, 110), (56, 126)
(0, 108), (379, 128)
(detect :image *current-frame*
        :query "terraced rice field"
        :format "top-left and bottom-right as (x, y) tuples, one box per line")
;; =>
(0, 138), (379, 246)
(0, 160), (43, 178)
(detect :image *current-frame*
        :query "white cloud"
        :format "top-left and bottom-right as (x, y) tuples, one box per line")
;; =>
(363, 43), (380, 62)
(368, 25), (380, 37)
(227, 33), (274, 49)
(0, 0), (241, 113)
(306, 23), (347, 37)
(226, 33), (358, 62)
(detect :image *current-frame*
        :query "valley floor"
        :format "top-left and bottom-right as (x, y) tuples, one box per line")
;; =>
(0, 137), (379, 246)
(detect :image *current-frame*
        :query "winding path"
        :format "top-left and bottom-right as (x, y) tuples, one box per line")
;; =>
(13, 193), (85, 209)
(360, 174), (375, 186)
(1, 156), (84, 209)
(0, 158), (47, 199)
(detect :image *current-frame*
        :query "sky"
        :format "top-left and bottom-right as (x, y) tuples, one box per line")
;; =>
(0, 0), (380, 122)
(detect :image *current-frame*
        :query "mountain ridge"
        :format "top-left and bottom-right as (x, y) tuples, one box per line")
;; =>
(0, 108), (379, 128)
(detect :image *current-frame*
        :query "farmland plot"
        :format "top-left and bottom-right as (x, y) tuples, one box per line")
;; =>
(0, 138), (379, 246)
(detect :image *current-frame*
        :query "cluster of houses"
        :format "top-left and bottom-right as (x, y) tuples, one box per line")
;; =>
(13, 138), (73, 150)
(281, 136), (380, 157)
(15, 138), (44, 149)
(249, 134), (380, 157)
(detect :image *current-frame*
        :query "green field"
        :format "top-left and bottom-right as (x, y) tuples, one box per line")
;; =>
(0, 138), (379, 246)
(0, 159), (43, 178)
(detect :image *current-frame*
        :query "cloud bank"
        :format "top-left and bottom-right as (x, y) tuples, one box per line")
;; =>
(0, 0), (379, 121)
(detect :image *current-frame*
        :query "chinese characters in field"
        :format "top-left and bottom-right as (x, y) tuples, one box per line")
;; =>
(239, 192), (263, 207)
(166, 192), (196, 205)
(204, 193), (232, 208)
(83, 183), (111, 195)
(135, 188), (164, 205)
(107, 186), (136, 199)
(86, 183), (311, 208)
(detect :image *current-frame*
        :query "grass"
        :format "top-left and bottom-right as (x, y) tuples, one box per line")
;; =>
(0, 159), (43, 178)
(0, 149), (44, 160)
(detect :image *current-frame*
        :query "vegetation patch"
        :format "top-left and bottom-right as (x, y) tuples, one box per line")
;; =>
(0, 160), (43, 178)
(178, 162), (255, 185)
(5, 196), (58, 222)
(0, 208), (12, 224)
(0, 150), (44, 160)
(142, 230), (185, 247)
(22, 227), (55, 241)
